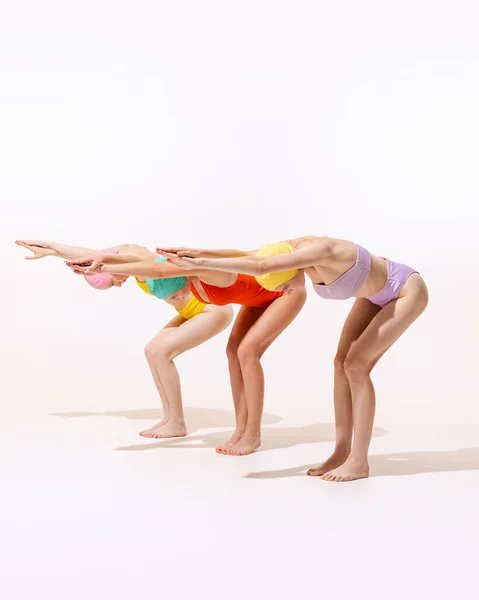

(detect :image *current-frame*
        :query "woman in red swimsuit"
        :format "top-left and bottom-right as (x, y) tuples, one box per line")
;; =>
(69, 248), (307, 456)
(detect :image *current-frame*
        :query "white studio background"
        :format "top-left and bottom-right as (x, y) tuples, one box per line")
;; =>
(2, 3), (479, 600)
(1, 1), (478, 427)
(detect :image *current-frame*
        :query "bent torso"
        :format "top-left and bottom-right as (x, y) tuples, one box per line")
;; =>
(289, 236), (389, 298)
(190, 274), (283, 307)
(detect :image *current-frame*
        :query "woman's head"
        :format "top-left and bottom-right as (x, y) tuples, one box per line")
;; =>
(83, 248), (128, 290)
(255, 242), (299, 291)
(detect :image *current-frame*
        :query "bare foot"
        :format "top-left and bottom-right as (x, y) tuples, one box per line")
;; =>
(320, 457), (369, 482)
(307, 449), (350, 477)
(139, 422), (187, 439)
(139, 418), (168, 434)
(225, 434), (261, 456)
(216, 431), (244, 454)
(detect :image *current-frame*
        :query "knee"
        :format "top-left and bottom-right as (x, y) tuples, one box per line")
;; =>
(144, 340), (156, 361)
(343, 351), (371, 380)
(226, 340), (240, 363)
(237, 342), (261, 367)
(144, 340), (173, 363)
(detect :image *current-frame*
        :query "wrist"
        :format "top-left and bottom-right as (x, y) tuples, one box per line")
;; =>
(98, 252), (111, 263)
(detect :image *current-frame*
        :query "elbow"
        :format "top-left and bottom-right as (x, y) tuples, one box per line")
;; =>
(256, 258), (270, 275)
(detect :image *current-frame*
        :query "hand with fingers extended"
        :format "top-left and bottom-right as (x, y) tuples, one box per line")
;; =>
(15, 240), (57, 259)
(65, 257), (104, 276)
(67, 264), (94, 276)
(155, 246), (201, 258)
(155, 249), (200, 270)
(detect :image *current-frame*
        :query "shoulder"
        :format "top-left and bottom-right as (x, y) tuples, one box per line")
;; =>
(113, 244), (140, 253)
(121, 243), (147, 252)
(295, 236), (336, 253)
(291, 235), (329, 247)
(116, 244), (154, 258)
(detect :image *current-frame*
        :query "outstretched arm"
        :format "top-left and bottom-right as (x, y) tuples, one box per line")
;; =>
(155, 246), (257, 258)
(73, 259), (211, 280)
(17, 240), (150, 269)
(157, 241), (327, 275)
(15, 240), (105, 261)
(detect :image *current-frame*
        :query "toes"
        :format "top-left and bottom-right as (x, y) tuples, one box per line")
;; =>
(231, 448), (254, 456)
(231, 447), (247, 456)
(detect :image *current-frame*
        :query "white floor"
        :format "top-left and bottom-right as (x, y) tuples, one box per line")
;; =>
(1, 407), (478, 600)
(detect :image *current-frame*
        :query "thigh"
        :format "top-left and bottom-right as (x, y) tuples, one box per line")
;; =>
(348, 276), (429, 367)
(146, 315), (185, 348)
(240, 288), (307, 357)
(162, 307), (233, 358)
(227, 305), (266, 350)
(336, 298), (382, 361)
(162, 314), (187, 330)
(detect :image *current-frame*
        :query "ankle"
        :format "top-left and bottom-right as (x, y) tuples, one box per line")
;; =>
(347, 453), (368, 465)
(334, 443), (351, 456)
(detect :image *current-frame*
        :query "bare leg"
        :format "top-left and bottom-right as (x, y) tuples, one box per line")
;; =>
(322, 274), (428, 482)
(216, 306), (265, 453)
(141, 307), (233, 438)
(142, 315), (186, 435)
(308, 299), (380, 476)
(227, 289), (307, 456)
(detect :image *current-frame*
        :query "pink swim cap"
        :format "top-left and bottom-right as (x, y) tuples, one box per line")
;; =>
(84, 248), (118, 290)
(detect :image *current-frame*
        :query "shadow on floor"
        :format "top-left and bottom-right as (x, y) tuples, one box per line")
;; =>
(243, 447), (479, 479)
(114, 423), (387, 453)
(52, 406), (282, 433)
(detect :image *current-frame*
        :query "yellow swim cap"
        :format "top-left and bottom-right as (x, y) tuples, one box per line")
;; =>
(255, 243), (298, 291)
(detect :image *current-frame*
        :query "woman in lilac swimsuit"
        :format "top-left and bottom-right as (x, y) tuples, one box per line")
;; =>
(158, 236), (429, 482)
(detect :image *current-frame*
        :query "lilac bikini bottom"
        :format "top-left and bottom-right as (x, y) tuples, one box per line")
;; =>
(366, 259), (418, 308)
